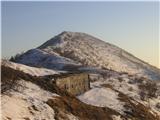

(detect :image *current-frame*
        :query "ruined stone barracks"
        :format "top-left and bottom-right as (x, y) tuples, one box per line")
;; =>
(47, 72), (90, 96)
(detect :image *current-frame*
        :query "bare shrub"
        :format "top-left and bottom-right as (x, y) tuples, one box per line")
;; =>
(1, 65), (20, 94)
(118, 91), (160, 120)
(9, 52), (24, 62)
(101, 84), (113, 88)
(128, 87), (133, 91)
(138, 82), (158, 100)
(156, 103), (160, 109)
(118, 77), (123, 82)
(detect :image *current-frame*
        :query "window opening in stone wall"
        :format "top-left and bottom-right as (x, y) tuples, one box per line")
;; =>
(64, 84), (67, 90)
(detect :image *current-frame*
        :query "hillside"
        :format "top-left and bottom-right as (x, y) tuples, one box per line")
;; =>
(15, 31), (160, 80)
(1, 61), (160, 120)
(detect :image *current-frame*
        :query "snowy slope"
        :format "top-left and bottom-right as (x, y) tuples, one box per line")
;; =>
(2, 60), (59, 76)
(14, 48), (80, 70)
(37, 31), (160, 80)
(2, 80), (57, 120)
(78, 87), (125, 114)
(78, 73), (160, 116)
(2, 60), (160, 119)
(2, 80), (79, 120)
(1, 65), (126, 120)
(1, 65), (80, 120)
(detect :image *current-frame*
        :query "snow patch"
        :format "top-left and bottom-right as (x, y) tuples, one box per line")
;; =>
(78, 87), (125, 114)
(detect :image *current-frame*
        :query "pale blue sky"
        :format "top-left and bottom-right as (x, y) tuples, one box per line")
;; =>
(2, 1), (159, 68)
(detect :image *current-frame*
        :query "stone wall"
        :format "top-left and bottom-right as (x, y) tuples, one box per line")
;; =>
(55, 73), (90, 95)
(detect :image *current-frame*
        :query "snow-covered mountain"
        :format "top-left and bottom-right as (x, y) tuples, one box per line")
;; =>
(15, 31), (160, 80)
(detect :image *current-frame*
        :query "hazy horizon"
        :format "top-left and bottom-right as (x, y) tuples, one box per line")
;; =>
(2, 1), (159, 68)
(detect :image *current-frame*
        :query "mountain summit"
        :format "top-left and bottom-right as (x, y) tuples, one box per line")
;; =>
(15, 31), (160, 80)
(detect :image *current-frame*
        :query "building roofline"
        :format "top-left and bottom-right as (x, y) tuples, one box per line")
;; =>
(43, 71), (88, 79)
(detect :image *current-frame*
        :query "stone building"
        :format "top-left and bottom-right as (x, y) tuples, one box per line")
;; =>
(52, 72), (90, 96)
